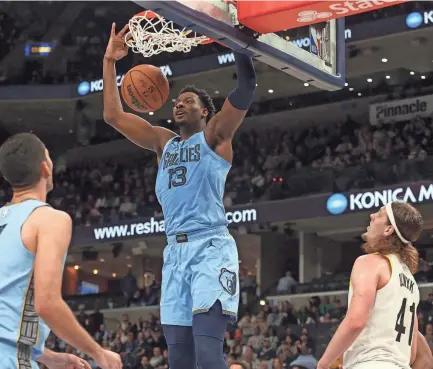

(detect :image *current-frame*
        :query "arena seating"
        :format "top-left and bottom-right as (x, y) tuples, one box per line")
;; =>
(0, 112), (428, 226)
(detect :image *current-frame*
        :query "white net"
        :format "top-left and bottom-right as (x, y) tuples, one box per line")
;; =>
(125, 11), (210, 58)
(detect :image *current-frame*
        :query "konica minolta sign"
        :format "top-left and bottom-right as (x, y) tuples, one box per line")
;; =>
(327, 183), (433, 215)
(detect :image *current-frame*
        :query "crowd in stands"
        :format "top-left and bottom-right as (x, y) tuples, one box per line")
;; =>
(0, 114), (423, 227)
(41, 287), (433, 369)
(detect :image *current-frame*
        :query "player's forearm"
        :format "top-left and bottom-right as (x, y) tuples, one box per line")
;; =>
(319, 317), (365, 367)
(103, 57), (124, 123)
(35, 348), (56, 365)
(227, 53), (256, 110)
(37, 299), (102, 360)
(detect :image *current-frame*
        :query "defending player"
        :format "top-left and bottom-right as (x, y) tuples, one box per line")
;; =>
(0, 133), (122, 369)
(103, 24), (256, 369)
(318, 201), (423, 369)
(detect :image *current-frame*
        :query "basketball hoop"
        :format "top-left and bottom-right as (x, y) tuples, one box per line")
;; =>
(125, 11), (212, 58)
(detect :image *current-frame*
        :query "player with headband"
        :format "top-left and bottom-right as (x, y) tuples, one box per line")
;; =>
(318, 200), (423, 369)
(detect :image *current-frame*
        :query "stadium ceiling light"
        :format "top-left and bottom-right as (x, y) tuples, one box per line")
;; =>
(386, 75), (391, 79)
(100, 258), (105, 262)
(167, 119), (172, 123)
(112, 273), (117, 278)
(214, 90), (220, 94)
(172, 98), (176, 102)
(349, 87), (354, 91)
(127, 264), (132, 268)
(59, 117), (63, 121)
(421, 75), (426, 79)
(344, 82), (348, 87)
(381, 58), (388, 63)
(367, 78), (373, 83)
(304, 82), (309, 87)
(410, 71), (415, 75)
(358, 92), (362, 96)
(74, 265), (79, 270)
(149, 112), (154, 116)
(93, 269), (98, 275)
(268, 89), (274, 93)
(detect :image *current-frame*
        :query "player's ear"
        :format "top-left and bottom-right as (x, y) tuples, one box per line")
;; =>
(384, 224), (395, 237)
(201, 108), (209, 119)
(40, 160), (50, 179)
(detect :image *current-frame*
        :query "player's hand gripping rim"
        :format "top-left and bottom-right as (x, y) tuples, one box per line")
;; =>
(104, 23), (129, 62)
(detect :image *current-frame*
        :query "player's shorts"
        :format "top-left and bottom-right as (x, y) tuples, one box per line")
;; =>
(160, 226), (239, 326)
(346, 361), (409, 369)
(0, 342), (39, 369)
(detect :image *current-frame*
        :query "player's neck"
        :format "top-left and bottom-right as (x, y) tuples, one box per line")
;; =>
(11, 186), (47, 204)
(179, 123), (205, 141)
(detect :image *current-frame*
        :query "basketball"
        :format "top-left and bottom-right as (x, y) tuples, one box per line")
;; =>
(121, 64), (169, 113)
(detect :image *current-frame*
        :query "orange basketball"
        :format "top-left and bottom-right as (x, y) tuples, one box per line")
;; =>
(121, 64), (169, 113)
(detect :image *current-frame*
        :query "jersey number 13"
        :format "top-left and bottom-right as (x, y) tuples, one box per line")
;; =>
(168, 166), (187, 189)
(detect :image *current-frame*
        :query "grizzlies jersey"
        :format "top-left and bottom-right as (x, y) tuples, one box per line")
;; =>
(155, 131), (231, 236)
(344, 254), (419, 369)
(0, 200), (51, 367)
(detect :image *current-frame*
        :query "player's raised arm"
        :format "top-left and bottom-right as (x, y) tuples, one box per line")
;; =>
(412, 331), (433, 369)
(318, 254), (380, 369)
(204, 52), (256, 148)
(103, 23), (175, 157)
(33, 207), (121, 369)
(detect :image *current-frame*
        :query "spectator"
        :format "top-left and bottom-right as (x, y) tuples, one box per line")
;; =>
(276, 272), (297, 294)
(122, 270), (138, 307)
(289, 343), (317, 369)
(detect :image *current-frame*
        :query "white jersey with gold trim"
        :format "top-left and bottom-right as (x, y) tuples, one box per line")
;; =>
(343, 254), (419, 369)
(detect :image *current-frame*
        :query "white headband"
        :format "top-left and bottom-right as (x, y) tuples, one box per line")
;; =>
(385, 202), (409, 244)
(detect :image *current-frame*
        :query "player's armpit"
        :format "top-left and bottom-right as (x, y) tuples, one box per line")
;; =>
(33, 208), (72, 314)
(104, 111), (176, 155)
(412, 331), (433, 369)
(346, 255), (382, 329)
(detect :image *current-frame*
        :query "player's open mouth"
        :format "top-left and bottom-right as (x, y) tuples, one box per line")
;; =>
(176, 112), (186, 117)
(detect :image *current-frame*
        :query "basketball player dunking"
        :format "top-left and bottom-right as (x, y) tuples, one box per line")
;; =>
(0, 134), (122, 369)
(318, 201), (423, 369)
(103, 24), (256, 369)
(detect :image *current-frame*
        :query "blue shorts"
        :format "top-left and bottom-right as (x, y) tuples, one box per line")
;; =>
(161, 226), (239, 326)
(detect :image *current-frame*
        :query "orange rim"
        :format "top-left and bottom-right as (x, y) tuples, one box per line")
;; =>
(135, 10), (161, 19)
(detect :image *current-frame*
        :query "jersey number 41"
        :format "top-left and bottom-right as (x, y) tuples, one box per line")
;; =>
(395, 297), (416, 345)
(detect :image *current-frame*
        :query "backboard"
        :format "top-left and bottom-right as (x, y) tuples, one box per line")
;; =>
(134, 0), (345, 91)
(132, 1), (406, 91)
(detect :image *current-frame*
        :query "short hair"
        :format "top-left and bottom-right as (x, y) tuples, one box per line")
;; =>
(0, 133), (46, 189)
(179, 85), (216, 122)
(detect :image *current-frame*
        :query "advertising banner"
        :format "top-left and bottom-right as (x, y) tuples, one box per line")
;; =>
(71, 180), (433, 246)
(369, 95), (433, 125)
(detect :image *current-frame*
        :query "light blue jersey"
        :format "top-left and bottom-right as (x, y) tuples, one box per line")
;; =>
(156, 131), (231, 236)
(156, 132), (240, 326)
(0, 199), (51, 369)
